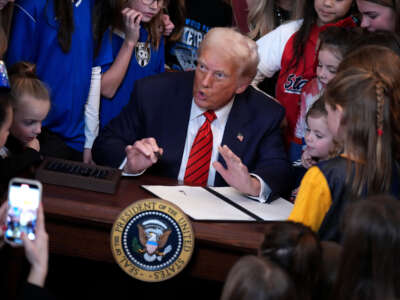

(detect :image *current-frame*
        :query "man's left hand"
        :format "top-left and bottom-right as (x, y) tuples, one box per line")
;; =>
(213, 145), (261, 196)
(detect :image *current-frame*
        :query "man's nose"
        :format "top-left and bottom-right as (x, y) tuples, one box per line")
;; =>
(201, 72), (213, 87)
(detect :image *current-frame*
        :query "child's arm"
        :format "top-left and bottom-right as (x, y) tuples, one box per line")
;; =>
(252, 20), (302, 86)
(84, 66), (101, 164)
(100, 8), (142, 99)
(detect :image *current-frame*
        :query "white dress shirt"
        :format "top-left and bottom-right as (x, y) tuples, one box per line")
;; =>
(120, 98), (271, 202)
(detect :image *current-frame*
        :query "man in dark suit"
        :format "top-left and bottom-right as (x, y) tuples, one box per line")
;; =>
(93, 27), (291, 201)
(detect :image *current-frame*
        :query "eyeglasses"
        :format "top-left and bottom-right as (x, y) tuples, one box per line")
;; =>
(141, 0), (164, 5)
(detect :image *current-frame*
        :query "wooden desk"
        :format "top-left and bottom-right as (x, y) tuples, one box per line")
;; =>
(43, 175), (271, 282)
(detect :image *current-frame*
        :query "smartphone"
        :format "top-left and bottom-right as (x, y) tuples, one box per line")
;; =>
(5, 178), (42, 245)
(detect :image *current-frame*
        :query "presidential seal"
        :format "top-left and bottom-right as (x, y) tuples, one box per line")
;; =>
(111, 198), (194, 282)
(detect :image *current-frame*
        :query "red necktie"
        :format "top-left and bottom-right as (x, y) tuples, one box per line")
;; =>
(184, 110), (217, 186)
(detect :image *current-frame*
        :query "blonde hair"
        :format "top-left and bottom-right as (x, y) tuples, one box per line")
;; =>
(8, 62), (50, 108)
(247, 0), (304, 40)
(198, 27), (259, 82)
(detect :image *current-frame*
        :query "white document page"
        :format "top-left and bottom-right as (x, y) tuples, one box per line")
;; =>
(141, 185), (255, 221)
(210, 187), (293, 221)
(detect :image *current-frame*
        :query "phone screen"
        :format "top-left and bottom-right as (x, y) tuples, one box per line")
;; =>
(5, 181), (41, 244)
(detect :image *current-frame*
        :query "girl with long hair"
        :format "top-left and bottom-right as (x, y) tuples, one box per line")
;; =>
(288, 46), (400, 242)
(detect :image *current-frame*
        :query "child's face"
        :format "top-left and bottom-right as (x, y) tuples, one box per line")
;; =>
(316, 48), (341, 86)
(0, 106), (12, 148)
(128, 0), (163, 23)
(305, 115), (334, 159)
(314, 0), (353, 26)
(325, 102), (343, 139)
(357, 0), (396, 32)
(10, 95), (50, 145)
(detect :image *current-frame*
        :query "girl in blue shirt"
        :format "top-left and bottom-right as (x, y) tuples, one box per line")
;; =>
(6, 0), (94, 160)
(91, 0), (166, 131)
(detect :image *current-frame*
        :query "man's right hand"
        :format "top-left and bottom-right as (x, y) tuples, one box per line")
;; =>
(124, 138), (163, 174)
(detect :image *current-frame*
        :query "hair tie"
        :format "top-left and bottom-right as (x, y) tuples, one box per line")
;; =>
(375, 81), (385, 137)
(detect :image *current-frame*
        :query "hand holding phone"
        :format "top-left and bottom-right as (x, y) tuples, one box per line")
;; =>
(5, 178), (42, 245)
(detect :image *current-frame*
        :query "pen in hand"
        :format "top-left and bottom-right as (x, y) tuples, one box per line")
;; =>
(154, 150), (162, 161)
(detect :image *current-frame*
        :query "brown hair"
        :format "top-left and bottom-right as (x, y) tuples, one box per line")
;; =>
(0, 3), (14, 58)
(165, 0), (185, 42)
(220, 255), (295, 300)
(8, 62), (50, 108)
(324, 46), (400, 196)
(258, 221), (322, 300)
(306, 98), (326, 120)
(247, 0), (304, 40)
(334, 195), (400, 300)
(94, 0), (167, 56)
(318, 26), (359, 61)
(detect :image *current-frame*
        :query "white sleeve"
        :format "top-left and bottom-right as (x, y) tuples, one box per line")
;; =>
(84, 66), (101, 149)
(253, 20), (303, 86)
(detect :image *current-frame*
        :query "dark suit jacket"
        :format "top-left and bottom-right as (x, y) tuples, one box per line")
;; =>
(93, 71), (291, 197)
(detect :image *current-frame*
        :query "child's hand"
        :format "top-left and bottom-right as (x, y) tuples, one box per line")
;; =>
(122, 7), (142, 45)
(160, 14), (175, 36)
(301, 148), (317, 169)
(83, 148), (95, 165)
(26, 138), (40, 152)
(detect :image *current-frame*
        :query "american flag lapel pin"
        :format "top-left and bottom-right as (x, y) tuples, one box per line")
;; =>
(237, 133), (244, 142)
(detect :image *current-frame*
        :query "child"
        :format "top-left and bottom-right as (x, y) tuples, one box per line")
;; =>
(254, 0), (357, 146)
(220, 255), (295, 300)
(0, 62), (50, 184)
(334, 195), (400, 300)
(290, 26), (354, 163)
(258, 221), (322, 300)
(6, 0), (94, 161)
(288, 46), (400, 242)
(357, 0), (399, 33)
(291, 99), (336, 200)
(91, 0), (167, 131)
(301, 100), (335, 169)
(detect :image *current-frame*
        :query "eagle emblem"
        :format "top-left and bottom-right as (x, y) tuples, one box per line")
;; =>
(135, 219), (172, 262)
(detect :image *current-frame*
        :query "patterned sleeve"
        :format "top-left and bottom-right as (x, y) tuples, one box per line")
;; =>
(253, 19), (303, 85)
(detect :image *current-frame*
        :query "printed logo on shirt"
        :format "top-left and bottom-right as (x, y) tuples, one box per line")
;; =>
(110, 198), (194, 282)
(284, 74), (308, 95)
(135, 42), (151, 67)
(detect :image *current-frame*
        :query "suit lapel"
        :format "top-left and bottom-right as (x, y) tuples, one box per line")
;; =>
(215, 90), (252, 185)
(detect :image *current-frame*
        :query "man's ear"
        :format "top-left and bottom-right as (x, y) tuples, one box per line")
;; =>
(235, 77), (251, 94)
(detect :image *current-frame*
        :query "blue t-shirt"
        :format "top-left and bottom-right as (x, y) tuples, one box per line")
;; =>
(6, 0), (94, 152)
(96, 27), (165, 128)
